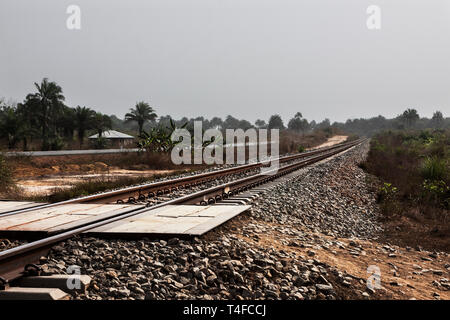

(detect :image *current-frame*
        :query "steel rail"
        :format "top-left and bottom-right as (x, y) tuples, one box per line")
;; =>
(0, 138), (364, 284)
(0, 139), (359, 217)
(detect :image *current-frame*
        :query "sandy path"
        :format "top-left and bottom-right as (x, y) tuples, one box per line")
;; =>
(16, 169), (175, 196)
(309, 135), (348, 150)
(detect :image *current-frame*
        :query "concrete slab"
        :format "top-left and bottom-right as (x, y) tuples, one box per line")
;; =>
(219, 200), (248, 205)
(0, 287), (70, 300)
(87, 205), (251, 238)
(16, 275), (91, 292)
(0, 203), (143, 236)
(0, 201), (45, 214)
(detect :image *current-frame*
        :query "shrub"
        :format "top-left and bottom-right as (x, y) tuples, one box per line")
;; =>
(422, 180), (450, 208)
(421, 156), (447, 181)
(378, 182), (398, 202)
(377, 182), (400, 219)
(297, 145), (306, 153)
(92, 137), (108, 149)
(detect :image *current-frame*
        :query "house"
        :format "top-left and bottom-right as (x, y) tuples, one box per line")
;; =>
(88, 130), (135, 148)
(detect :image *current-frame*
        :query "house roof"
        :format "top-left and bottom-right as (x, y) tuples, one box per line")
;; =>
(88, 130), (135, 139)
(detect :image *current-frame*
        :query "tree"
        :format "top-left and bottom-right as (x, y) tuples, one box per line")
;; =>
(288, 118), (300, 131)
(255, 119), (267, 129)
(75, 106), (95, 147)
(92, 113), (112, 138)
(401, 108), (420, 128)
(23, 78), (66, 149)
(431, 111), (444, 129)
(238, 119), (253, 130)
(59, 106), (76, 140)
(0, 105), (22, 149)
(210, 117), (223, 129)
(268, 114), (285, 130)
(288, 112), (309, 135)
(125, 101), (157, 135)
(316, 118), (331, 129)
(223, 115), (240, 130)
(16, 102), (40, 150)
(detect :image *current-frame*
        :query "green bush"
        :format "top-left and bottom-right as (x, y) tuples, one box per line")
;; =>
(378, 182), (398, 201)
(377, 182), (400, 218)
(422, 179), (450, 208)
(92, 137), (108, 149)
(421, 156), (447, 181)
(297, 145), (306, 153)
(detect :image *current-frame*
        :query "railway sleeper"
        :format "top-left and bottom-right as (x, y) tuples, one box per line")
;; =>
(0, 274), (91, 300)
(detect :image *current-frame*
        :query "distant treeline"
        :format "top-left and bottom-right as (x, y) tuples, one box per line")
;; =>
(333, 109), (449, 137)
(1, 78), (448, 151)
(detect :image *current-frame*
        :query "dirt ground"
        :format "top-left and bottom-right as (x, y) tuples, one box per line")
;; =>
(308, 135), (348, 150)
(215, 215), (450, 300)
(16, 169), (176, 196)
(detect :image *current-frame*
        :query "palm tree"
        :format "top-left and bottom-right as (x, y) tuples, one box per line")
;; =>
(59, 106), (76, 140)
(125, 101), (157, 135)
(431, 111), (444, 129)
(75, 106), (95, 148)
(92, 113), (112, 138)
(0, 106), (22, 149)
(16, 102), (40, 151)
(401, 108), (420, 128)
(23, 78), (65, 149)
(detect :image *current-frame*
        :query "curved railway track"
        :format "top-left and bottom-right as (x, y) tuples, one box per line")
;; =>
(0, 138), (364, 286)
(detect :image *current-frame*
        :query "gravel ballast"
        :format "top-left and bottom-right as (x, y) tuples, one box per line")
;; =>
(43, 142), (384, 300)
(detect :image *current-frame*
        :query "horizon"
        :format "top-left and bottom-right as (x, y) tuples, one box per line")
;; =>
(1, 84), (446, 125)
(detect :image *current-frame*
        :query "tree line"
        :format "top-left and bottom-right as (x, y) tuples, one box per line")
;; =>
(333, 109), (448, 137)
(1, 78), (448, 151)
(0, 78), (157, 150)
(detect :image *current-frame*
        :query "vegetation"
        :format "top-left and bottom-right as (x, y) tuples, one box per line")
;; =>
(2, 79), (449, 155)
(125, 101), (157, 135)
(297, 145), (306, 153)
(137, 119), (185, 153)
(288, 112), (310, 135)
(0, 154), (13, 192)
(333, 109), (449, 137)
(75, 106), (96, 148)
(362, 129), (450, 250)
(27, 173), (186, 203)
(0, 79), (116, 150)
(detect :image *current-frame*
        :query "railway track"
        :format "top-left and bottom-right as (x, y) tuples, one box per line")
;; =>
(0, 139), (360, 218)
(0, 138), (364, 288)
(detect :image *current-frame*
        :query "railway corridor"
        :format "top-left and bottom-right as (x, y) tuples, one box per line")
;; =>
(0, 140), (447, 300)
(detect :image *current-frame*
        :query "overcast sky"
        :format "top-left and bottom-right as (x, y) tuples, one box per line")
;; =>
(1, 0), (449, 123)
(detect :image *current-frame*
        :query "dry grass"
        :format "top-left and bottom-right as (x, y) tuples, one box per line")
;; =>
(362, 129), (450, 252)
(20, 170), (189, 203)
(7, 152), (208, 179)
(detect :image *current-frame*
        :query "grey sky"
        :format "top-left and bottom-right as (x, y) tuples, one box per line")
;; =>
(1, 0), (449, 123)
